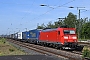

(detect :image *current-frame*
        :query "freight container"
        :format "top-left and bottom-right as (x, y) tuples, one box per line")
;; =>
(28, 29), (42, 43)
(13, 34), (15, 39)
(11, 34), (14, 39)
(7, 35), (10, 38)
(22, 31), (30, 42)
(14, 33), (18, 40)
(17, 32), (22, 40)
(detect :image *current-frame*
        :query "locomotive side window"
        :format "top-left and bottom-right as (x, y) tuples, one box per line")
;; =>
(58, 31), (60, 35)
(64, 30), (75, 34)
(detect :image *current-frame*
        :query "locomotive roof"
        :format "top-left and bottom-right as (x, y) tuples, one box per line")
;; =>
(41, 27), (75, 32)
(41, 28), (57, 32)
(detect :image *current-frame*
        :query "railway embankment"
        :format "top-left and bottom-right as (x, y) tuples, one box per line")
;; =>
(0, 38), (26, 56)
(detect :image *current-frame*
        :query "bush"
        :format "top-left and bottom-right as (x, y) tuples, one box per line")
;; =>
(0, 38), (6, 44)
(9, 49), (15, 52)
(0, 52), (3, 56)
(82, 48), (90, 58)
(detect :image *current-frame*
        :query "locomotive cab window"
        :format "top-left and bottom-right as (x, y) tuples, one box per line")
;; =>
(58, 31), (60, 35)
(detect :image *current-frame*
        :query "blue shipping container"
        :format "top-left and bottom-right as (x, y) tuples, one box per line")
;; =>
(22, 31), (30, 40)
(29, 29), (41, 40)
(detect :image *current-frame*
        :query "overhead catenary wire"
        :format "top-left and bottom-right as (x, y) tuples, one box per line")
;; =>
(34, 0), (90, 24)
(80, 9), (90, 13)
(20, 0), (35, 31)
(19, 0), (75, 29)
(21, 0), (36, 20)
(29, 0), (77, 27)
(32, 0), (76, 21)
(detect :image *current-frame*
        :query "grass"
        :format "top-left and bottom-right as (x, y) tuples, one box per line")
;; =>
(0, 38), (26, 56)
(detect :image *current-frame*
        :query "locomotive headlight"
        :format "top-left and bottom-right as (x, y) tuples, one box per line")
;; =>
(64, 36), (68, 39)
(72, 36), (77, 39)
(74, 40), (77, 42)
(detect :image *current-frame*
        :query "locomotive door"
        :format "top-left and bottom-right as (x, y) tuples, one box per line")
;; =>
(57, 31), (61, 43)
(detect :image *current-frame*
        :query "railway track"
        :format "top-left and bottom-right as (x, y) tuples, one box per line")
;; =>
(78, 42), (90, 47)
(7, 39), (84, 60)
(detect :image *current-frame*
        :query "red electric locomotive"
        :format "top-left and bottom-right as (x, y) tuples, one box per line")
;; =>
(39, 27), (83, 51)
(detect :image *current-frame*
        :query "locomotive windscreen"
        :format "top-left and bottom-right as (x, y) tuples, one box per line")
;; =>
(64, 30), (75, 34)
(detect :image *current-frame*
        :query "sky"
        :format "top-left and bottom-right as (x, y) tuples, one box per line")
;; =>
(0, 0), (90, 35)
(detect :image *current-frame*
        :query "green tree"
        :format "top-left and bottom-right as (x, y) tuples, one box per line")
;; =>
(37, 23), (46, 29)
(79, 18), (87, 39)
(46, 21), (55, 28)
(54, 18), (65, 28)
(64, 12), (77, 28)
(37, 26), (43, 29)
(81, 22), (90, 39)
